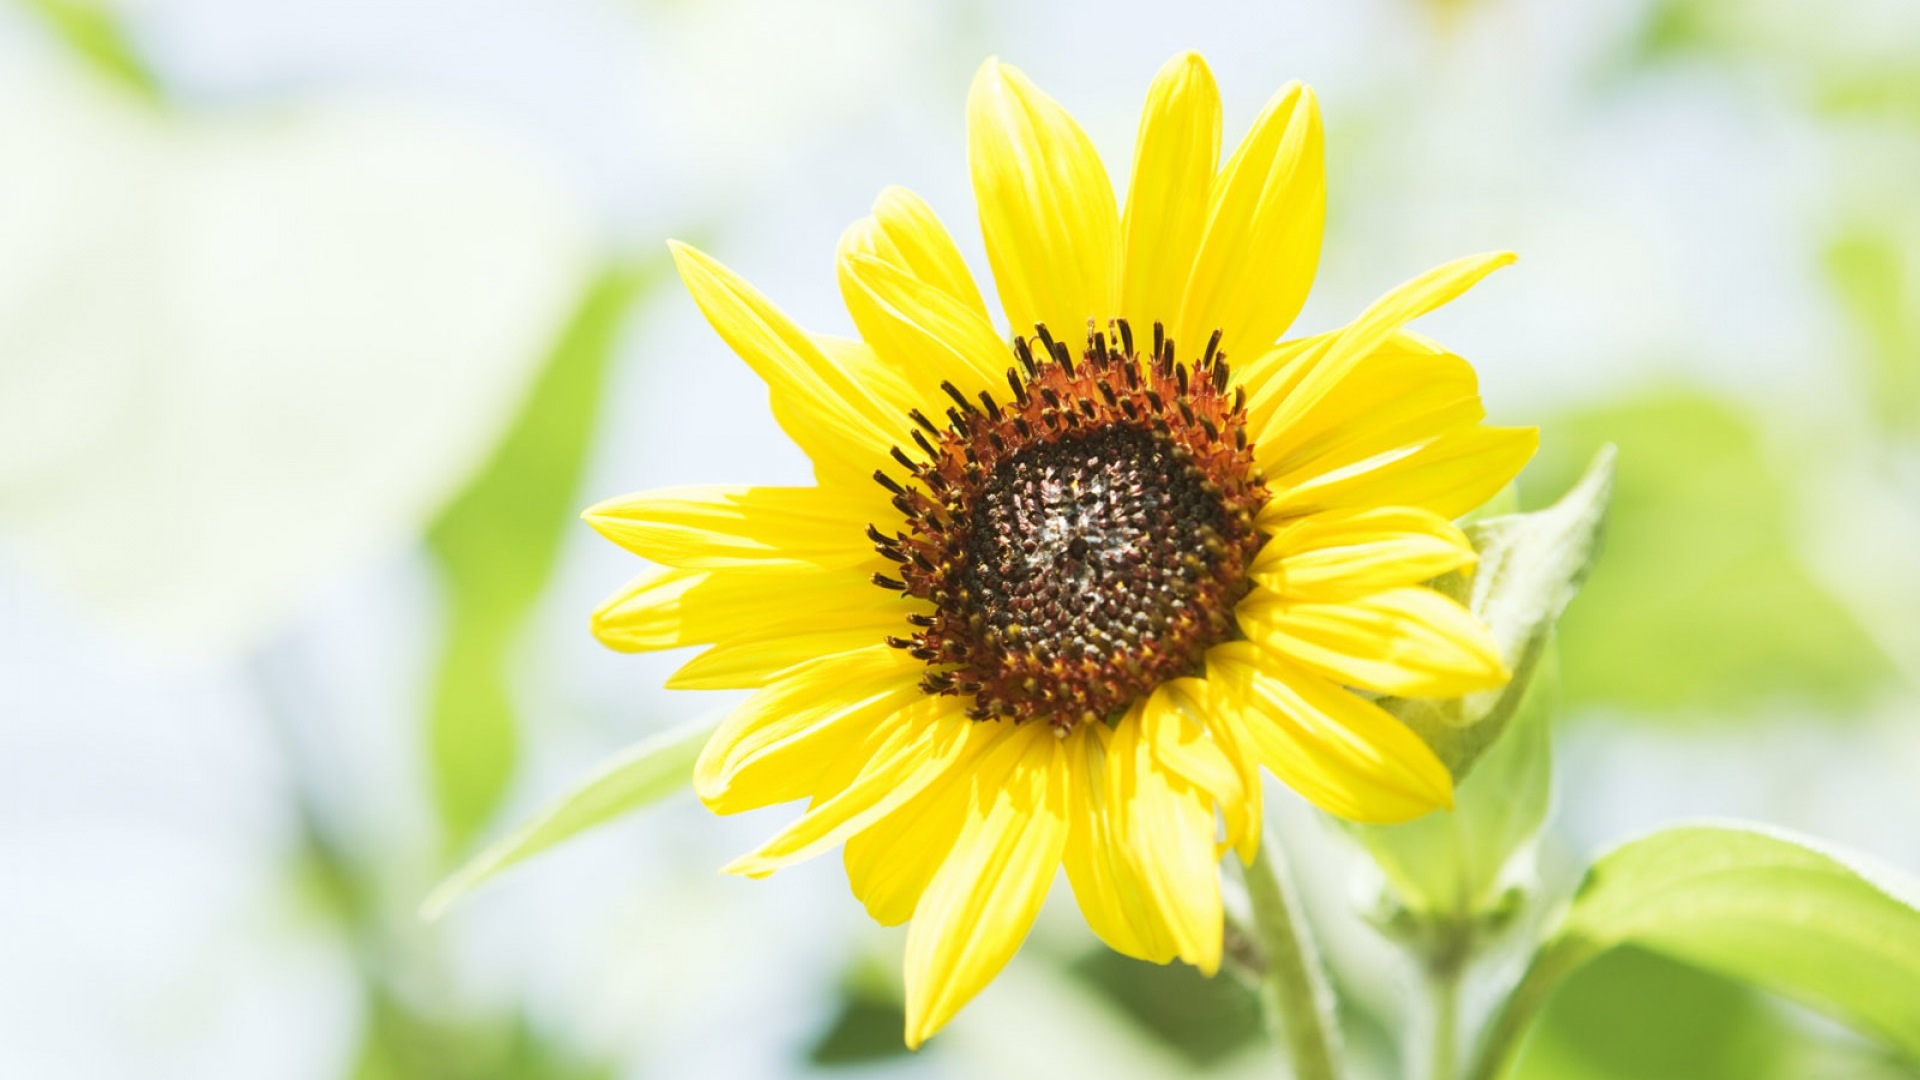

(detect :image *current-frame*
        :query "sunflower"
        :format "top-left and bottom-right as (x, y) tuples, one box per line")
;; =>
(586, 52), (1535, 1046)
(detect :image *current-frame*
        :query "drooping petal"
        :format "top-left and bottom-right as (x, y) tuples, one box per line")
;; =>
(722, 696), (981, 877)
(693, 645), (924, 813)
(1261, 424), (1539, 521)
(844, 720), (1017, 926)
(1144, 677), (1254, 859)
(1208, 642), (1453, 824)
(838, 251), (1010, 404)
(669, 241), (903, 482)
(1063, 719), (1179, 964)
(1238, 586), (1508, 698)
(581, 485), (877, 570)
(1251, 506), (1476, 600)
(902, 721), (1070, 1047)
(1177, 82), (1323, 354)
(1120, 51), (1220, 338)
(968, 59), (1119, 344)
(1128, 684), (1230, 974)
(840, 186), (990, 320)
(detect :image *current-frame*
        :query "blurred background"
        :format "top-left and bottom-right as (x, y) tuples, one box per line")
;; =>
(2, 0), (1917, 1077)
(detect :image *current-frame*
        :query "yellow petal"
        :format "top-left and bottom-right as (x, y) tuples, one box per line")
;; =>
(1252, 331), (1486, 481)
(665, 618), (901, 690)
(693, 645), (923, 813)
(844, 721), (1012, 926)
(1255, 252), (1514, 454)
(1120, 52), (1220, 337)
(1251, 506), (1476, 600)
(968, 58), (1118, 344)
(1239, 586), (1508, 697)
(840, 186), (990, 320)
(838, 251), (1010, 403)
(1177, 82), (1323, 354)
(582, 485), (875, 570)
(1063, 719), (1179, 963)
(669, 241), (901, 483)
(722, 696), (978, 877)
(1208, 642), (1453, 824)
(589, 563), (907, 652)
(902, 722), (1069, 1047)
(1263, 424), (1540, 521)
(1129, 686), (1229, 973)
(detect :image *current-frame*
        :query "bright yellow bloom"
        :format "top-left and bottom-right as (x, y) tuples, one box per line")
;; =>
(586, 53), (1535, 1046)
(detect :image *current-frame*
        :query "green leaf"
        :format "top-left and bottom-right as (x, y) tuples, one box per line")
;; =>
(1512, 948), (1798, 1080)
(425, 262), (661, 856)
(1068, 948), (1265, 1068)
(20, 0), (161, 103)
(1471, 824), (1920, 1079)
(1827, 219), (1920, 436)
(420, 714), (717, 921)
(1389, 444), (1615, 779)
(1524, 394), (1892, 718)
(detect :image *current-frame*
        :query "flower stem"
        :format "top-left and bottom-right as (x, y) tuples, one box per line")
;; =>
(1238, 833), (1343, 1080)
(1421, 957), (1461, 1080)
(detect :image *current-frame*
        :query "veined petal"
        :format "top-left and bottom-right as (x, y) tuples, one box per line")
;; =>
(693, 645), (923, 813)
(1178, 82), (1323, 354)
(1120, 52), (1220, 337)
(1130, 685), (1229, 974)
(1256, 252), (1514, 452)
(582, 485), (876, 570)
(1208, 642), (1453, 824)
(1239, 586), (1508, 698)
(1263, 424), (1539, 521)
(903, 721), (1069, 1047)
(722, 697), (979, 877)
(670, 241), (901, 482)
(840, 186), (990, 320)
(968, 59), (1119, 344)
(1251, 506), (1476, 600)
(1064, 720), (1179, 963)
(1144, 676), (1251, 853)
(665, 617), (902, 690)
(844, 720), (1021, 926)
(838, 251), (1010, 403)
(589, 563), (910, 653)
(1252, 331), (1487, 481)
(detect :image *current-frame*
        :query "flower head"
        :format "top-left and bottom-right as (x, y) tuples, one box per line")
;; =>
(586, 52), (1535, 1045)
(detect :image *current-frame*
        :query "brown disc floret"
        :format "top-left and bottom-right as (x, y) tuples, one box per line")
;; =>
(869, 320), (1267, 731)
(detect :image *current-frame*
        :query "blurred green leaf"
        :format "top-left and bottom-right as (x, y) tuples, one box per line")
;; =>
(426, 262), (659, 856)
(1512, 948), (1793, 1080)
(1068, 949), (1264, 1068)
(421, 714), (715, 920)
(1389, 446), (1613, 779)
(20, 0), (159, 102)
(1828, 222), (1920, 435)
(1473, 824), (1920, 1079)
(1625, 0), (1920, 124)
(808, 959), (913, 1068)
(1523, 394), (1890, 718)
(352, 986), (615, 1080)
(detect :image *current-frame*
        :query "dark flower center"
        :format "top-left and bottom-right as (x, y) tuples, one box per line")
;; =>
(869, 321), (1266, 730)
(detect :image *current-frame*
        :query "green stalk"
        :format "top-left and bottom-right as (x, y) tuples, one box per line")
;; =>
(1421, 955), (1462, 1080)
(1237, 833), (1343, 1080)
